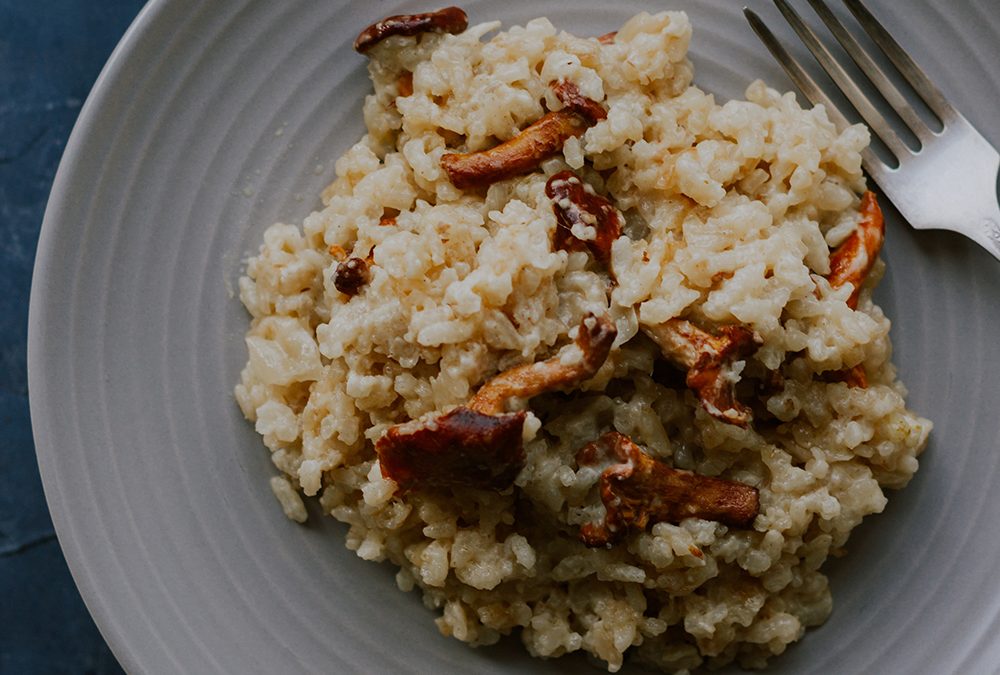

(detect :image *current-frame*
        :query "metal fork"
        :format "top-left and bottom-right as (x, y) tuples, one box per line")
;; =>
(744, 0), (1000, 262)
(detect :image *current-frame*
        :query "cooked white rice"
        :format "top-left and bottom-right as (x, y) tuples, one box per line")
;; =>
(235, 10), (931, 672)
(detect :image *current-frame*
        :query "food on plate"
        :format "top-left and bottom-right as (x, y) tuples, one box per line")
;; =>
(235, 7), (931, 672)
(354, 6), (470, 54)
(827, 190), (885, 311)
(576, 431), (760, 547)
(821, 191), (885, 388)
(376, 313), (615, 492)
(643, 318), (763, 427)
(546, 169), (622, 266)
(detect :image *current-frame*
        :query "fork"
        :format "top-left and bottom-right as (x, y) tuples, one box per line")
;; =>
(744, 0), (1000, 262)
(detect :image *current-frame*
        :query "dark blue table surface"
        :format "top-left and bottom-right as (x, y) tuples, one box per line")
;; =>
(1, 2), (145, 673)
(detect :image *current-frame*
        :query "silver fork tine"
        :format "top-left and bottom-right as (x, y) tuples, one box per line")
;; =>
(743, 8), (884, 178)
(773, 0), (910, 161)
(743, 8), (883, 177)
(743, 9), (847, 126)
(806, 0), (931, 145)
(842, 0), (958, 124)
(746, 1), (1000, 262)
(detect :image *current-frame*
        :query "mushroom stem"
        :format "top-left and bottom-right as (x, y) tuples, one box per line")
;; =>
(822, 190), (884, 388)
(441, 112), (588, 189)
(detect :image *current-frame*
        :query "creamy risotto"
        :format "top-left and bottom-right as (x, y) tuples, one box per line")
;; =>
(235, 8), (931, 672)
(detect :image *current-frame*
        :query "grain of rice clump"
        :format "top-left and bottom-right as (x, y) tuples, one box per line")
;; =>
(235, 10), (931, 672)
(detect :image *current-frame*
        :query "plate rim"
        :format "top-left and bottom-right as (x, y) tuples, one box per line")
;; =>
(26, 1), (1000, 673)
(28, 1), (167, 672)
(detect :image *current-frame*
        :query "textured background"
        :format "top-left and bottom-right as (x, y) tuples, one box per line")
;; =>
(1, 1), (143, 672)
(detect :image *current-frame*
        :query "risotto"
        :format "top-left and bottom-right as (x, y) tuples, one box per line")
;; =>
(235, 8), (931, 672)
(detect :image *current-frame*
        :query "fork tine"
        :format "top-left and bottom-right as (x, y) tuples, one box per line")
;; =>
(806, 0), (932, 144)
(744, 8), (850, 129)
(743, 8), (884, 178)
(842, 0), (958, 124)
(773, 0), (910, 161)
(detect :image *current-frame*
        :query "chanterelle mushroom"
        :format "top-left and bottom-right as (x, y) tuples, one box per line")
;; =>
(643, 319), (762, 427)
(440, 112), (588, 190)
(550, 80), (608, 125)
(822, 190), (885, 388)
(353, 7), (469, 54)
(827, 190), (885, 311)
(441, 82), (607, 190)
(376, 314), (617, 491)
(577, 431), (759, 547)
(545, 170), (623, 268)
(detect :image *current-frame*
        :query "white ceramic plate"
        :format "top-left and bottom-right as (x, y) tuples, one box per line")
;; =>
(29, 1), (1000, 673)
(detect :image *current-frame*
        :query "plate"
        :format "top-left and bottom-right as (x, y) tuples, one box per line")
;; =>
(28, 1), (1000, 672)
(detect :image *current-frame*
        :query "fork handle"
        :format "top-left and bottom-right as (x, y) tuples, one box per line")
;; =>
(981, 213), (1000, 261)
(963, 188), (1000, 262)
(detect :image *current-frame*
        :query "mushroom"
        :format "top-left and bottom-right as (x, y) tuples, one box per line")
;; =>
(828, 190), (885, 311)
(354, 6), (469, 54)
(375, 407), (528, 492)
(822, 190), (885, 388)
(545, 170), (623, 268)
(376, 314), (617, 491)
(440, 82), (607, 190)
(550, 79), (608, 125)
(576, 431), (759, 547)
(440, 112), (589, 190)
(333, 257), (371, 296)
(643, 319), (762, 427)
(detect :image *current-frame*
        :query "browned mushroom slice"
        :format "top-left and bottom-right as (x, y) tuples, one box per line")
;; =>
(827, 190), (885, 311)
(354, 7), (469, 54)
(440, 112), (588, 189)
(376, 407), (527, 491)
(577, 432), (759, 546)
(545, 170), (622, 268)
(376, 314), (617, 491)
(643, 319), (762, 427)
(468, 313), (617, 414)
(821, 191), (884, 388)
(440, 80), (606, 190)
(550, 80), (608, 125)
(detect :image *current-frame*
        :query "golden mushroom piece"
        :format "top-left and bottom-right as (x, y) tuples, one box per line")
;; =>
(376, 314), (617, 491)
(828, 190), (885, 311)
(576, 431), (760, 547)
(643, 319), (762, 427)
(353, 6), (469, 54)
(545, 169), (623, 268)
(441, 81), (608, 189)
(823, 190), (886, 388)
